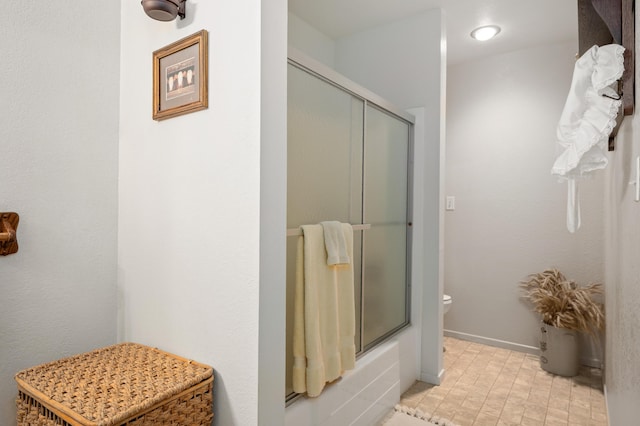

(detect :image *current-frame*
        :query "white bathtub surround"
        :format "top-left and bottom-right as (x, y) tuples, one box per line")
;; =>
(286, 340), (401, 426)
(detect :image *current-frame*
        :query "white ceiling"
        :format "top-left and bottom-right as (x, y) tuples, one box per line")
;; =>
(288, 0), (579, 65)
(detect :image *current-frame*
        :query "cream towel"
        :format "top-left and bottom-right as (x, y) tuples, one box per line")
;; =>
(321, 221), (351, 265)
(292, 224), (356, 397)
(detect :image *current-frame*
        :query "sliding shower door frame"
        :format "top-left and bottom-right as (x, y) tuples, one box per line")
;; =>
(288, 49), (415, 125)
(287, 48), (415, 401)
(360, 99), (415, 354)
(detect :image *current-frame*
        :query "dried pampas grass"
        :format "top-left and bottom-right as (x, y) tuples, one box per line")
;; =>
(520, 269), (604, 336)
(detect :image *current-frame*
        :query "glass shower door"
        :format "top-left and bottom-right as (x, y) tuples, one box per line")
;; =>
(285, 64), (364, 397)
(285, 60), (412, 399)
(362, 104), (410, 350)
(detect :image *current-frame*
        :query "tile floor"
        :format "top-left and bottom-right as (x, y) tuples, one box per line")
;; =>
(399, 337), (608, 426)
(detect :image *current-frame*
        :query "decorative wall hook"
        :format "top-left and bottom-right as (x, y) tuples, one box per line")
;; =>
(0, 212), (19, 256)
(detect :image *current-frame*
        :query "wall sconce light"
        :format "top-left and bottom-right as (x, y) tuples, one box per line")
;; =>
(141, 0), (186, 22)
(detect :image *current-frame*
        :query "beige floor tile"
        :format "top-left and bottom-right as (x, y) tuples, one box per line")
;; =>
(567, 412), (591, 425)
(515, 372), (536, 384)
(552, 376), (572, 387)
(466, 392), (488, 404)
(500, 411), (524, 425)
(474, 412), (501, 426)
(502, 401), (525, 414)
(550, 387), (571, 397)
(469, 384), (492, 397)
(462, 397), (484, 413)
(487, 360), (506, 370)
(546, 407), (569, 420)
(511, 382), (531, 394)
(398, 395), (421, 408)
(398, 337), (606, 426)
(570, 385), (591, 400)
(499, 403), (525, 425)
(416, 395), (441, 413)
(544, 416), (569, 426)
(433, 409), (461, 423)
(435, 400), (462, 416)
(521, 417), (546, 426)
(547, 397), (570, 411)
(428, 386), (449, 400)
(460, 374), (481, 385)
(455, 407), (481, 426)
(479, 403), (504, 418)
(447, 389), (468, 404)
(569, 399), (591, 413)
(493, 376), (516, 388)
(523, 404), (546, 421)
(406, 380), (431, 393)
(528, 391), (550, 406)
(488, 387), (511, 400)
(589, 409), (607, 422)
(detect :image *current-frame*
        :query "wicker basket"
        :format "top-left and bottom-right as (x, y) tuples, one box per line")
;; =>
(15, 342), (213, 426)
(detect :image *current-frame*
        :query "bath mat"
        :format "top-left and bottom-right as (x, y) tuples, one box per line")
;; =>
(381, 405), (460, 426)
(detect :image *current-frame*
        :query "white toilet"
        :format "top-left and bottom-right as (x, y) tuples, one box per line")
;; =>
(443, 294), (452, 315)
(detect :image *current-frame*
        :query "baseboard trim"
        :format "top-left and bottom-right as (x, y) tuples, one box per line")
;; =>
(580, 356), (604, 369)
(420, 368), (444, 386)
(444, 329), (539, 355)
(444, 329), (604, 368)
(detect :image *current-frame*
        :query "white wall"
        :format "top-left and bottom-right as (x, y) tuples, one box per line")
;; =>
(602, 10), (640, 424)
(259, 0), (288, 423)
(119, 1), (286, 425)
(444, 42), (605, 363)
(288, 13), (336, 68)
(334, 10), (446, 384)
(0, 1), (120, 424)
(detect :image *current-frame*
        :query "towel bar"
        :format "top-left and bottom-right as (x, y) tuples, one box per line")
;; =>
(286, 223), (371, 237)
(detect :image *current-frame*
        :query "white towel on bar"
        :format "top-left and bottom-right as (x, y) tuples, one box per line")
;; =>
(321, 221), (351, 265)
(292, 223), (356, 397)
(551, 43), (624, 233)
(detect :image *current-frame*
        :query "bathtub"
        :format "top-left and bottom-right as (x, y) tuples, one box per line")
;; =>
(285, 325), (421, 426)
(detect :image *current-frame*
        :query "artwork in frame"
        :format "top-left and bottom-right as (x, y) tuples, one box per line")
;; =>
(153, 30), (208, 121)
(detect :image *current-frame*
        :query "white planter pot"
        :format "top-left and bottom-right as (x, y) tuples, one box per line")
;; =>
(539, 322), (579, 377)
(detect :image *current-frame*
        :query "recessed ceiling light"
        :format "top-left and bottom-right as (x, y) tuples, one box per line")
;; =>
(470, 25), (501, 41)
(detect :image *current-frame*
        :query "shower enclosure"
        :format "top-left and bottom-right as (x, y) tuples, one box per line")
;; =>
(286, 53), (414, 399)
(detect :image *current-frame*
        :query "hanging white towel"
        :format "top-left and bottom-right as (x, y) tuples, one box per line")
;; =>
(321, 221), (351, 265)
(292, 224), (356, 397)
(551, 44), (624, 233)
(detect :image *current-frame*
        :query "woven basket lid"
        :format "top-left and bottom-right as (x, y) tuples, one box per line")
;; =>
(15, 342), (213, 426)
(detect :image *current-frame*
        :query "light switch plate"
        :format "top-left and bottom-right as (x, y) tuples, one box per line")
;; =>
(446, 196), (455, 211)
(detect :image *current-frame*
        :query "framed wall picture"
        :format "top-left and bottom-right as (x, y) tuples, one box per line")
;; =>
(153, 30), (208, 121)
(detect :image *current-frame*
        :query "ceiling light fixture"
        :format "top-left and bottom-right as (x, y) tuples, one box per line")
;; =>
(141, 0), (186, 22)
(470, 25), (501, 41)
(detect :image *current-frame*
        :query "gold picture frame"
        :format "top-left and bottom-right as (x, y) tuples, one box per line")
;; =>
(153, 30), (208, 121)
